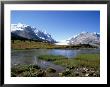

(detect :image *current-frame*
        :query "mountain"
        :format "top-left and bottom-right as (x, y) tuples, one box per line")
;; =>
(34, 30), (55, 43)
(11, 32), (29, 40)
(11, 23), (56, 43)
(68, 32), (100, 47)
(11, 23), (100, 46)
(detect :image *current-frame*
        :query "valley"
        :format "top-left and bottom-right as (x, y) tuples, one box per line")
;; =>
(11, 23), (100, 77)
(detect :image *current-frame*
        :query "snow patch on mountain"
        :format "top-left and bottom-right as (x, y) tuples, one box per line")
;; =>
(11, 23), (29, 31)
(68, 32), (100, 46)
(11, 23), (56, 43)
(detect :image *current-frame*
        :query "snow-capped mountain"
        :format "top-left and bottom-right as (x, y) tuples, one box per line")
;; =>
(34, 30), (55, 42)
(68, 32), (100, 47)
(11, 23), (32, 31)
(11, 23), (56, 43)
(11, 23), (100, 46)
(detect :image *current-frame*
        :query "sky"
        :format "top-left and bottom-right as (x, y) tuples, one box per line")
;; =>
(11, 11), (100, 41)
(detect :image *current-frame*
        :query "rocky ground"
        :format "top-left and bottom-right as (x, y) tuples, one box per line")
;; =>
(11, 64), (99, 77)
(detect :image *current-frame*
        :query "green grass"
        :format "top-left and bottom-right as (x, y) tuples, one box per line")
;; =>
(38, 55), (67, 61)
(11, 54), (100, 77)
(38, 54), (100, 69)
(38, 54), (100, 77)
(73, 54), (100, 68)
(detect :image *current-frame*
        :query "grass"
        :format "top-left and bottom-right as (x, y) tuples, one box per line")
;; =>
(11, 54), (100, 77)
(11, 40), (67, 49)
(38, 54), (100, 69)
(38, 55), (67, 61)
(12, 40), (54, 49)
(55, 54), (99, 69)
(11, 40), (98, 49)
(38, 54), (100, 77)
(74, 54), (100, 68)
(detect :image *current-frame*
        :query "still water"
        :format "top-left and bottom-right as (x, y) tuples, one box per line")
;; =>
(11, 48), (99, 66)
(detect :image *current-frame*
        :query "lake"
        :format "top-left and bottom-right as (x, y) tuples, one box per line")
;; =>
(11, 48), (99, 66)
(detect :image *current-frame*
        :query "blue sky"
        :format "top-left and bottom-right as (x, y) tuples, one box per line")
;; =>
(11, 11), (100, 41)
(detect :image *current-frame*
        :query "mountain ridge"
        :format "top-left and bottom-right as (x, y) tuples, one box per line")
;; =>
(11, 23), (100, 47)
(68, 32), (100, 47)
(11, 23), (56, 43)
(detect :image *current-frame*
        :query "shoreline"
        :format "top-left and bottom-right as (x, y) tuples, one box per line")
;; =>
(11, 54), (100, 77)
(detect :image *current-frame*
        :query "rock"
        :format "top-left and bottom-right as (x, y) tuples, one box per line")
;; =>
(82, 70), (86, 73)
(46, 67), (56, 73)
(83, 67), (88, 71)
(66, 66), (75, 69)
(74, 72), (79, 76)
(61, 71), (71, 76)
(89, 72), (94, 76)
(76, 68), (79, 71)
(66, 68), (69, 71)
(66, 66), (69, 68)
(90, 71), (95, 73)
(59, 73), (63, 76)
(85, 73), (89, 77)
(36, 70), (46, 77)
(93, 73), (97, 76)
(70, 66), (75, 69)
(32, 65), (40, 69)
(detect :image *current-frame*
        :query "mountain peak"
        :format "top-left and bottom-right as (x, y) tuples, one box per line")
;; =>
(11, 23), (56, 43)
(17, 22), (23, 27)
(68, 32), (100, 47)
(11, 23), (29, 31)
